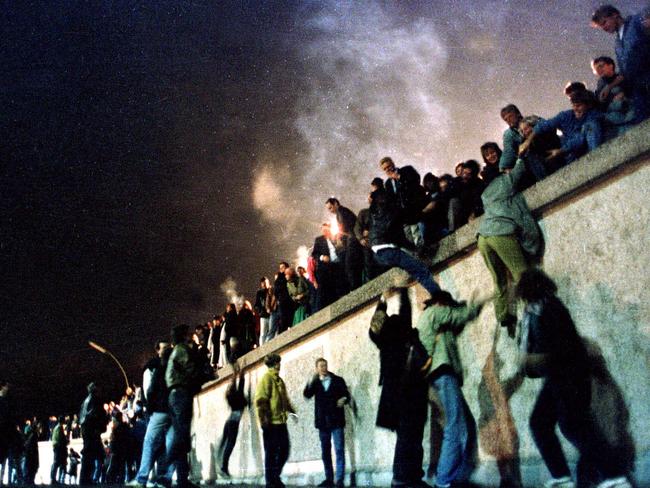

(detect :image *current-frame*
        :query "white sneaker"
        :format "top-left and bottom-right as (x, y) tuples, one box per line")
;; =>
(544, 476), (575, 488)
(597, 477), (632, 488)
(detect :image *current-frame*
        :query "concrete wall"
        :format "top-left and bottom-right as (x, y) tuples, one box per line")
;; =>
(191, 121), (650, 487)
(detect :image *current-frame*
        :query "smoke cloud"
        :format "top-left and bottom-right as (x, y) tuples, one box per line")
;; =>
(252, 1), (449, 243)
(220, 276), (244, 308)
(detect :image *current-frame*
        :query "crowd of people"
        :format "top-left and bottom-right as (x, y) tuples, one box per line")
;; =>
(186, 4), (649, 368)
(0, 4), (646, 488)
(0, 382), (150, 486)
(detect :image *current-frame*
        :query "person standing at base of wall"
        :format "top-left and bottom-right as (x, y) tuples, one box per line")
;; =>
(303, 358), (350, 488)
(255, 353), (295, 488)
(79, 382), (107, 485)
(416, 290), (488, 488)
(165, 324), (199, 488)
(515, 268), (633, 488)
(369, 288), (430, 488)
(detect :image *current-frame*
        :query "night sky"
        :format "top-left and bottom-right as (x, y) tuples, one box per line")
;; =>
(2, 0), (645, 417)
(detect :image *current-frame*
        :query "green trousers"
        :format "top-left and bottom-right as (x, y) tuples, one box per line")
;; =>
(477, 234), (529, 323)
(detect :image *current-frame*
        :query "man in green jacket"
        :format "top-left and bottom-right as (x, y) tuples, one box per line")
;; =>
(285, 267), (310, 325)
(416, 291), (488, 488)
(255, 353), (295, 488)
(477, 157), (541, 337)
(165, 324), (198, 488)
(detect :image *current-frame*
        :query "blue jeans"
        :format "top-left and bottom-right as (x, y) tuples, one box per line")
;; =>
(167, 388), (193, 486)
(218, 411), (242, 472)
(135, 412), (174, 484)
(266, 309), (280, 343)
(374, 248), (440, 296)
(431, 374), (475, 487)
(319, 427), (345, 483)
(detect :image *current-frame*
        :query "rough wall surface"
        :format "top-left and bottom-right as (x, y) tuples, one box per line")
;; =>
(191, 122), (650, 487)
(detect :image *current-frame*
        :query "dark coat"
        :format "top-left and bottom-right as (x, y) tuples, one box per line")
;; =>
(369, 289), (427, 431)
(79, 392), (106, 434)
(145, 349), (171, 413)
(368, 190), (410, 249)
(336, 205), (358, 235)
(303, 373), (350, 430)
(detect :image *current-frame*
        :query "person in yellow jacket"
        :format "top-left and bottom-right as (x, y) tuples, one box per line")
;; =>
(255, 353), (295, 488)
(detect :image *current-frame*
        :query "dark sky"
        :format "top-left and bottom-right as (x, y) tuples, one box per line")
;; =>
(1, 0), (645, 416)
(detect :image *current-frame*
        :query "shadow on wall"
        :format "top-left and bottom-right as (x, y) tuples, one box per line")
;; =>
(557, 280), (641, 482)
(582, 338), (636, 482)
(344, 393), (360, 486)
(245, 381), (264, 480)
(477, 327), (525, 488)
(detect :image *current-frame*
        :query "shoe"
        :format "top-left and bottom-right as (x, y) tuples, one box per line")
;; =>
(597, 477), (632, 488)
(178, 481), (202, 488)
(127, 480), (145, 488)
(544, 476), (575, 488)
(410, 481), (433, 488)
(218, 468), (231, 479)
(318, 480), (334, 487)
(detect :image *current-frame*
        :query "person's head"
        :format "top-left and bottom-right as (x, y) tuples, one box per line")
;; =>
(438, 174), (453, 193)
(379, 157), (398, 179)
(87, 382), (97, 395)
(284, 266), (295, 281)
(570, 90), (597, 119)
(563, 81), (587, 98)
(315, 358), (329, 377)
(591, 5), (623, 33)
(422, 172), (439, 193)
(297, 266), (307, 278)
(278, 261), (289, 273)
(514, 268), (558, 302)
(591, 56), (617, 79)
(264, 353), (282, 371)
(369, 188), (388, 208)
(480, 142), (502, 166)
(461, 160), (480, 183)
(500, 104), (522, 128)
(518, 115), (542, 139)
(171, 324), (190, 346)
(454, 162), (464, 177)
(325, 197), (340, 214)
(155, 341), (170, 358)
(320, 222), (333, 239)
(260, 276), (270, 289)
(370, 177), (384, 192)
(58, 415), (66, 425)
(226, 303), (236, 314)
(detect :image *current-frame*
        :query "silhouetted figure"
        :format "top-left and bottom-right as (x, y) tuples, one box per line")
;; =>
(217, 367), (247, 478)
(369, 288), (429, 487)
(516, 268), (632, 488)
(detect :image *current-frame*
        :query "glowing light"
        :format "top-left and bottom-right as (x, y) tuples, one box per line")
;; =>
(295, 245), (310, 271)
(330, 216), (340, 237)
